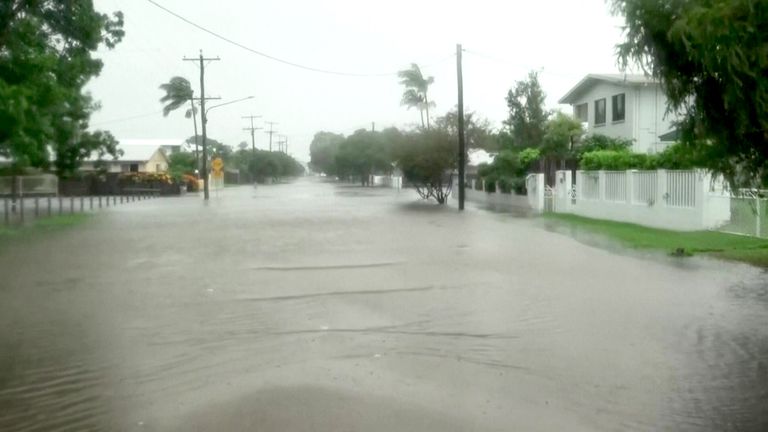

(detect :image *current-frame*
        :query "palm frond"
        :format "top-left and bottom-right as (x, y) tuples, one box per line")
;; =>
(159, 76), (193, 117)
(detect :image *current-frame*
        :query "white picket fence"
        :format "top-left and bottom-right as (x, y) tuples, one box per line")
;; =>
(529, 169), (733, 231)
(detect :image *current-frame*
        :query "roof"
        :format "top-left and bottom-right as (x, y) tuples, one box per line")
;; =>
(658, 129), (680, 142)
(87, 140), (177, 163)
(558, 73), (658, 105)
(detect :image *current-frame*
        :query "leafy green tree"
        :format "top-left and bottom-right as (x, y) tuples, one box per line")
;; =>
(309, 131), (345, 175)
(0, 1), (124, 174)
(504, 71), (550, 149)
(434, 108), (498, 151)
(542, 112), (584, 159)
(613, 0), (768, 187)
(395, 129), (456, 204)
(335, 129), (394, 185)
(398, 63), (435, 129)
(167, 151), (197, 179)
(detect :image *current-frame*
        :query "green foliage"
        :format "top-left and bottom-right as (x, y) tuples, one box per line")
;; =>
(579, 143), (703, 171)
(0, 1), (124, 175)
(168, 152), (197, 180)
(575, 134), (633, 157)
(542, 112), (583, 158)
(579, 150), (653, 171)
(159, 77), (194, 116)
(395, 129), (456, 204)
(613, 0), (768, 188)
(545, 213), (768, 267)
(519, 148), (541, 168)
(246, 150), (304, 182)
(654, 142), (703, 170)
(398, 64), (435, 129)
(504, 71), (550, 148)
(433, 108), (497, 151)
(335, 129), (395, 184)
(309, 131), (345, 175)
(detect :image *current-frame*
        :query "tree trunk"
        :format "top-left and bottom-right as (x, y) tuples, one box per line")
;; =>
(424, 93), (431, 129)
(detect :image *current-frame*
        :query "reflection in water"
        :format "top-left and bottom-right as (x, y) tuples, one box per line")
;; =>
(0, 179), (766, 431)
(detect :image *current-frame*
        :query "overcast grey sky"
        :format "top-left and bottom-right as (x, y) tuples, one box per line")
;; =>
(88, 0), (625, 162)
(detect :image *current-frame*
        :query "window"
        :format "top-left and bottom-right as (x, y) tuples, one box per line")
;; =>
(130, 163), (139, 173)
(575, 103), (588, 122)
(612, 93), (626, 122)
(594, 98), (606, 125)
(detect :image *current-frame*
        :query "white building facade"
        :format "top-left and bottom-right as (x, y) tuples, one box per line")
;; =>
(559, 74), (678, 154)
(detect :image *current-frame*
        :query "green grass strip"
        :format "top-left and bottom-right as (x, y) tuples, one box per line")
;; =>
(543, 213), (768, 267)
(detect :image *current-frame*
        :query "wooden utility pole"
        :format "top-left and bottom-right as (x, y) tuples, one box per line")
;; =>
(264, 121), (278, 152)
(456, 43), (466, 211)
(242, 114), (262, 154)
(184, 50), (220, 200)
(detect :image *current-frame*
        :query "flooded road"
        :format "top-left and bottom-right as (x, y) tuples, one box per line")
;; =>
(1, 178), (767, 431)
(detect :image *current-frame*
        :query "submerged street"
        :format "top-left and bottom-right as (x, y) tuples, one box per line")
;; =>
(1, 178), (767, 431)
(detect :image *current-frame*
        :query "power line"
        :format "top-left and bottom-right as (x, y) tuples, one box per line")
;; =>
(146, 0), (453, 77)
(90, 109), (165, 127)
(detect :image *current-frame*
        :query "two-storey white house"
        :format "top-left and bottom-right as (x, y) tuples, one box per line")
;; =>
(558, 74), (678, 154)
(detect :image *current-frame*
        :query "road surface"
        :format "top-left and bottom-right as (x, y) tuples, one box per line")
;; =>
(1, 178), (766, 431)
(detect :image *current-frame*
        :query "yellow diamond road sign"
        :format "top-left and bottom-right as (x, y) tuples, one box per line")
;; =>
(211, 157), (224, 173)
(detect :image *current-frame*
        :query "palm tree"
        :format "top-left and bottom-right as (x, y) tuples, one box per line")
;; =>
(401, 88), (426, 128)
(159, 76), (200, 165)
(398, 63), (435, 129)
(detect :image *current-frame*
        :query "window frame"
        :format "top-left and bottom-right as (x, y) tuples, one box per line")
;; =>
(594, 98), (606, 125)
(575, 103), (588, 123)
(612, 93), (626, 122)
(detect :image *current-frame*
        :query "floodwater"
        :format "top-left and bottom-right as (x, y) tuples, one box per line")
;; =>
(0, 178), (766, 431)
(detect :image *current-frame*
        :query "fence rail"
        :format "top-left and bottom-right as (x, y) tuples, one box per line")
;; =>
(2, 193), (159, 226)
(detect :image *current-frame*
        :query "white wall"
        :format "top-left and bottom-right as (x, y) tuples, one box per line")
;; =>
(634, 86), (677, 154)
(572, 81), (634, 141)
(553, 170), (731, 231)
(570, 81), (678, 154)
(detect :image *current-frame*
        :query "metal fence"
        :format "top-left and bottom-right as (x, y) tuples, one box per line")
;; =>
(604, 171), (628, 202)
(666, 170), (697, 208)
(632, 171), (657, 205)
(2, 193), (160, 226)
(0, 175), (58, 197)
(716, 194), (768, 238)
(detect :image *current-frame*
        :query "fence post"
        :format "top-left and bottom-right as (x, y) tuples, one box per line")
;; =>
(19, 197), (24, 223)
(599, 170), (609, 202)
(756, 196), (762, 238)
(80, 196), (84, 212)
(47, 196), (51, 216)
(113, 196), (116, 205)
(656, 169), (667, 207)
(58, 197), (63, 215)
(98, 196), (102, 208)
(564, 171), (574, 212)
(70, 196), (75, 214)
(536, 173), (545, 211)
(89, 196), (93, 210)
(3, 198), (8, 225)
(34, 197), (39, 217)
(626, 170), (635, 205)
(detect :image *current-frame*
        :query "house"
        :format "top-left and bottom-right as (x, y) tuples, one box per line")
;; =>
(81, 141), (171, 173)
(559, 74), (678, 154)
